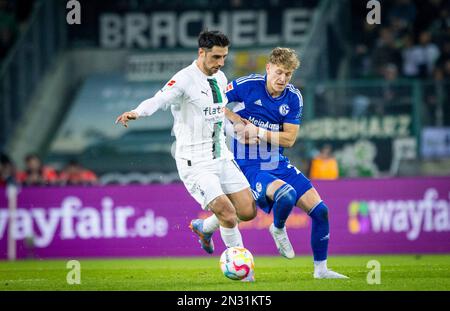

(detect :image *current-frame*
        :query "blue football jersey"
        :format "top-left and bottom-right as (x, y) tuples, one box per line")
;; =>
(225, 74), (303, 167)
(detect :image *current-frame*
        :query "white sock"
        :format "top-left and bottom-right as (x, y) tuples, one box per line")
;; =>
(314, 260), (328, 274)
(203, 214), (220, 233)
(272, 224), (286, 233)
(220, 225), (243, 248)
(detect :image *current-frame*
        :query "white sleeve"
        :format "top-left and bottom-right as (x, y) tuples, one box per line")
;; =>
(131, 78), (184, 117)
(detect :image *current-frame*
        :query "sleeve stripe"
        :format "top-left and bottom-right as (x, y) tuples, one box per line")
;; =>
(287, 85), (303, 107)
(232, 101), (245, 112)
(236, 77), (265, 85)
(236, 74), (264, 83)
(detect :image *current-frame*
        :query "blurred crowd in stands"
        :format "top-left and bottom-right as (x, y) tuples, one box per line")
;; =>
(0, 153), (98, 187)
(351, 0), (450, 81)
(348, 0), (450, 125)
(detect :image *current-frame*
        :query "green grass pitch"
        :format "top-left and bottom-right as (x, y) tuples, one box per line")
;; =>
(0, 255), (449, 290)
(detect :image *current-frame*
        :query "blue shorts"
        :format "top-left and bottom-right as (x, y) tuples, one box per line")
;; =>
(241, 161), (313, 214)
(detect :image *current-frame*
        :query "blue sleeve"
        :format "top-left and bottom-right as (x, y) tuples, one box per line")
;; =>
(283, 92), (303, 125)
(225, 79), (245, 103)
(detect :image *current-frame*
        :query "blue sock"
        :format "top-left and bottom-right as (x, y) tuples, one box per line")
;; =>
(308, 201), (329, 261)
(272, 184), (297, 229)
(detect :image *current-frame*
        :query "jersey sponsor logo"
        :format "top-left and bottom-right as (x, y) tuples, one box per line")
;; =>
(203, 106), (224, 122)
(254, 99), (262, 106)
(225, 82), (234, 93)
(203, 106), (224, 116)
(279, 104), (290, 116)
(248, 116), (280, 131)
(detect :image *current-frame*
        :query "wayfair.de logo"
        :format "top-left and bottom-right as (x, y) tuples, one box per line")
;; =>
(347, 189), (450, 240)
(348, 201), (370, 234)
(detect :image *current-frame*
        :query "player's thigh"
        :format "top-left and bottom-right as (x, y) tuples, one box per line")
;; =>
(226, 187), (256, 221)
(279, 165), (316, 213)
(207, 194), (238, 226)
(177, 161), (224, 210)
(220, 159), (251, 196)
(251, 169), (279, 213)
(220, 159), (256, 220)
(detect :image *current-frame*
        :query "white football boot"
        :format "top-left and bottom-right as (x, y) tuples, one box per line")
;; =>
(269, 223), (295, 259)
(314, 270), (349, 279)
(313, 260), (349, 279)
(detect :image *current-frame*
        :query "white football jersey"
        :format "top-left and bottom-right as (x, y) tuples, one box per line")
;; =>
(132, 61), (233, 162)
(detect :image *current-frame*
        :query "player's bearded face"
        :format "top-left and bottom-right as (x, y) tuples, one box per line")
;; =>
(266, 63), (293, 95)
(200, 46), (229, 75)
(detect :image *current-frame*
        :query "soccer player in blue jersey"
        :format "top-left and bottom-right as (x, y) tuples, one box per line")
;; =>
(190, 47), (348, 279)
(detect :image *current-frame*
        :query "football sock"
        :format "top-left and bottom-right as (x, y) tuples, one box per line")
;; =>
(272, 184), (297, 229)
(308, 201), (329, 261)
(220, 225), (244, 248)
(203, 214), (220, 233)
(314, 259), (328, 274)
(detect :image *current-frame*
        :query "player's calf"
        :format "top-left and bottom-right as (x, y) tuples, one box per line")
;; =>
(269, 183), (297, 259)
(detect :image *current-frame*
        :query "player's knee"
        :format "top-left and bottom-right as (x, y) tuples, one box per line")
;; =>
(236, 193), (257, 221)
(275, 184), (297, 208)
(221, 213), (238, 227)
(312, 202), (329, 221)
(237, 200), (257, 221)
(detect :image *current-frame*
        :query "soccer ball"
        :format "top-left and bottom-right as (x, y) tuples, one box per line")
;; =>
(219, 247), (255, 280)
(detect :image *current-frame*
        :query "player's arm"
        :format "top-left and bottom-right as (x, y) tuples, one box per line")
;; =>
(225, 107), (297, 146)
(224, 107), (244, 124)
(115, 79), (183, 128)
(257, 122), (299, 148)
(224, 108), (259, 144)
(257, 90), (302, 147)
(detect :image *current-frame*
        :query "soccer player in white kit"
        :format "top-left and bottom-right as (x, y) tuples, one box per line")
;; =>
(115, 31), (257, 259)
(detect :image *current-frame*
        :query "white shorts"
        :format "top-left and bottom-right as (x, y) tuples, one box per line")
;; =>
(176, 158), (250, 210)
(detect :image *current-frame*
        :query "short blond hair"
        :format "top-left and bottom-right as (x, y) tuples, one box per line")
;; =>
(268, 47), (300, 70)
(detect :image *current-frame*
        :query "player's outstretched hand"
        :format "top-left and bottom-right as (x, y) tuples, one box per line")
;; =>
(241, 119), (259, 140)
(115, 111), (139, 128)
(233, 120), (246, 136)
(234, 118), (260, 145)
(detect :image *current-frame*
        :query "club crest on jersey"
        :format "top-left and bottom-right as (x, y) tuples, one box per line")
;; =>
(225, 82), (234, 93)
(256, 182), (262, 193)
(279, 104), (290, 116)
(193, 183), (205, 197)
